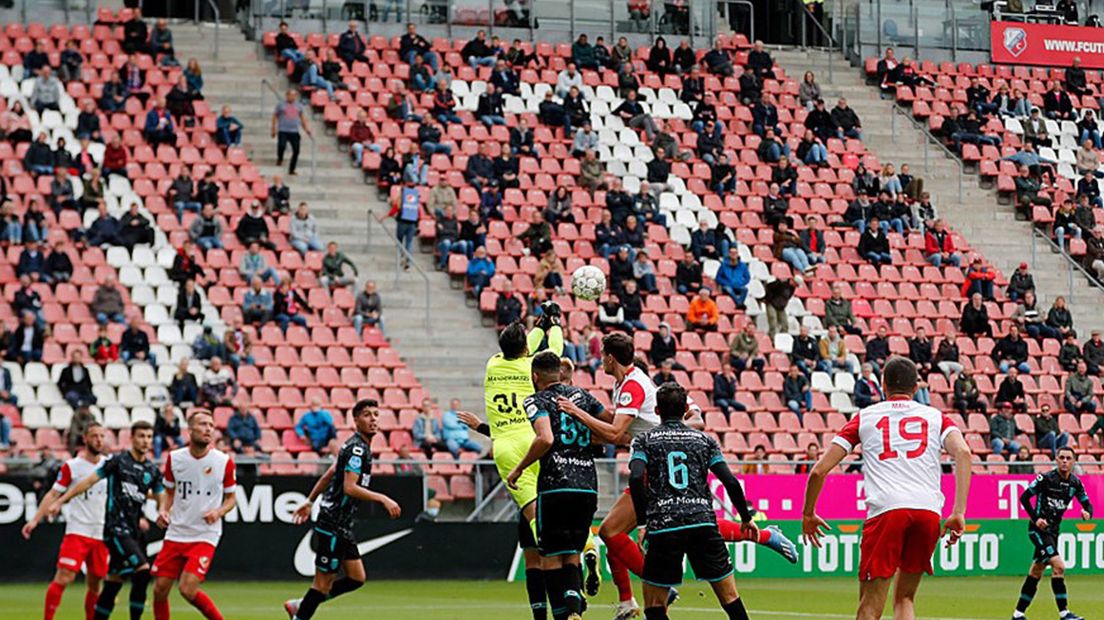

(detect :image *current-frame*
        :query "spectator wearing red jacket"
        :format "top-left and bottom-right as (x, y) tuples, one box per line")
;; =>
(962, 256), (996, 300)
(923, 219), (961, 268)
(101, 135), (128, 178)
(89, 324), (119, 364)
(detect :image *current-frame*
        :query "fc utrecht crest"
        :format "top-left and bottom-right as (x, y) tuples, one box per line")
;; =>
(1003, 27), (1028, 58)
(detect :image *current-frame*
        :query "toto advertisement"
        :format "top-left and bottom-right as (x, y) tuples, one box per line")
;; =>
(991, 20), (1104, 68)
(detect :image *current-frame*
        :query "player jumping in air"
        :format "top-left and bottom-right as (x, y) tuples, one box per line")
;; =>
(1010, 446), (1093, 620)
(23, 422), (109, 620)
(558, 333), (798, 619)
(629, 382), (759, 620)
(47, 420), (167, 620)
(150, 409), (237, 620)
(802, 356), (973, 620)
(506, 351), (605, 620)
(284, 399), (401, 620)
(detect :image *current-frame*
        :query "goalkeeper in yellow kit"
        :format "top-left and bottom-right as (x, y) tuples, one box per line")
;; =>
(457, 303), (599, 619)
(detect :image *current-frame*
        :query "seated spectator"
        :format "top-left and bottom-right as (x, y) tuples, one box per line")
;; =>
(824, 285), (862, 335)
(853, 363), (884, 407)
(746, 40), (775, 79)
(23, 39), (50, 76)
(174, 278), (204, 327)
(320, 241), (359, 290)
(687, 288), (719, 332)
(703, 39), (734, 77)
(168, 168), (201, 222)
(272, 280), (312, 333)
(227, 406), (262, 455)
(143, 98), (176, 147)
(495, 283), (524, 329)
(289, 202), (322, 256)
(935, 329), (964, 377)
(1065, 360), (1098, 414)
(923, 219), (961, 268)
(908, 325), (934, 377)
(960, 292), (993, 338)
(1047, 295), (1076, 340)
(99, 135), (128, 179)
(1077, 169), (1103, 209)
(989, 404), (1023, 456)
(751, 95), (782, 137)
(729, 323), (765, 374)
(235, 202), (275, 250)
(614, 89), (656, 141)
(1043, 81), (1075, 121)
(441, 400), (484, 458)
(184, 59), (204, 94)
(99, 74), (129, 113)
(166, 75), (199, 122)
(1005, 262), (1035, 302)
(23, 133), (55, 176)
(88, 324), (118, 365)
(411, 399), (446, 456)
(116, 203), (154, 250)
(757, 128), (788, 163)
(240, 240), (280, 285)
(535, 249), (564, 293)
(571, 34), (598, 70)
(58, 349), (96, 408)
(1059, 332), (1083, 372)
(712, 246), (749, 307)
(215, 105), (243, 147)
(491, 59), (521, 96)
(857, 217), (891, 265)
(865, 325), (890, 372)
(16, 241), (48, 283)
(953, 369), (987, 414)
(45, 240), (73, 284)
(783, 364), (812, 421)
(710, 154), (737, 197)
(713, 361), (746, 415)
(192, 325), (224, 361)
(154, 404), (184, 459)
(831, 98), (862, 139)
(91, 275), (126, 325)
(30, 67), (62, 114)
(242, 276), (273, 325)
(7, 311), (44, 363)
(149, 18), (176, 63)
(119, 321), (152, 365)
(962, 256), (996, 300)
(299, 50), (337, 99)
(169, 240), (205, 289)
(200, 356), (237, 407)
(218, 316), (253, 369)
(1035, 404), (1070, 458)
(466, 246), (495, 297)
(820, 326), (860, 374)
(774, 219), (816, 274)
(598, 294), (633, 333)
(336, 20), (369, 68)
(647, 322), (680, 368)
(168, 358), (199, 406)
(617, 61), (640, 98)
(617, 280), (646, 332)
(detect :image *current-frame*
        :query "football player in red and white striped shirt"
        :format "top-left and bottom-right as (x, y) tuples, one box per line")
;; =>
(22, 422), (109, 620)
(150, 410), (236, 620)
(802, 356), (973, 620)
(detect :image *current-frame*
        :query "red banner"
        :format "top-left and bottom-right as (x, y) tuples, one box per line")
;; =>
(991, 20), (1104, 68)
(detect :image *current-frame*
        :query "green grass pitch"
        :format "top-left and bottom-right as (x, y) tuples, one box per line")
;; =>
(0, 576), (1102, 618)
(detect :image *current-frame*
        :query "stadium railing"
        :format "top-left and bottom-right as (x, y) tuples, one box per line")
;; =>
(366, 209), (433, 331)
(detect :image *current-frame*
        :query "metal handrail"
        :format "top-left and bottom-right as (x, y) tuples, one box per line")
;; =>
(259, 78), (317, 183)
(719, 0), (756, 44)
(889, 103), (965, 201)
(1030, 227), (1104, 304)
(367, 209), (433, 332)
(194, 0), (222, 59)
(797, 0), (837, 83)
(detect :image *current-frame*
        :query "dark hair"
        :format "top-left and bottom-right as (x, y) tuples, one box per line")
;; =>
(1056, 446), (1076, 458)
(655, 382), (688, 421)
(352, 398), (379, 417)
(632, 357), (649, 374)
(602, 332), (635, 366)
(83, 421), (103, 434)
(499, 322), (528, 359)
(131, 420), (154, 433)
(532, 351), (562, 380)
(882, 356), (918, 395)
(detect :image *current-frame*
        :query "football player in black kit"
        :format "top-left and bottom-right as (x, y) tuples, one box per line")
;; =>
(506, 350), (604, 620)
(628, 382), (758, 620)
(1010, 446), (1093, 620)
(284, 399), (401, 620)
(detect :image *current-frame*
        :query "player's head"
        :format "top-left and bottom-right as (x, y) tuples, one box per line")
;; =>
(498, 322), (528, 360)
(130, 420), (154, 456)
(1056, 446), (1076, 473)
(531, 351), (562, 390)
(881, 356), (918, 398)
(601, 332), (635, 374)
(187, 408), (216, 448)
(83, 421), (105, 456)
(559, 358), (575, 384)
(351, 398), (380, 436)
(656, 382), (689, 422)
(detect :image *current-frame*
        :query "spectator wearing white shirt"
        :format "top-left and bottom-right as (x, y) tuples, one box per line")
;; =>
(555, 62), (583, 99)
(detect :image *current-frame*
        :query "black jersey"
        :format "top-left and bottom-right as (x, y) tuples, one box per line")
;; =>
(97, 450), (163, 538)
(1021, 469), (1093, 535)
(524, 383), (604, 494)
(630, 420), (726, 534)
(317, 433), (373, 538)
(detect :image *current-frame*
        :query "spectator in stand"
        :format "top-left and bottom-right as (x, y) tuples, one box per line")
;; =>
(222, 316), (254, 368)
(352, 280), (383, 336)
(460, 208), (487, 250)
(289, 202), (322, 256)
(853, 362), (884, 408)
(751, 95), (782, 137)
(702, 39), (734, 77)
(7, 311), (43, 363)
(16, 240), (48, 282)
(168, 358), (199, 406)
(953, 369), (986, 414)
(570, 34), (598, 70)
(1052, 201), (1079, 254)
(577, 149), (605, 192)
(416, 119), (451, 157)
(990, 404), (1023, 457)
(865, 325), (890, 373)
(797, 71), (822, 110)
(23, 133), (55, 176)
(476, 83), (506, 127)
(908, 325), (934, 379)
(89, 324), (119, 364)
(774, 219), (815, 274)
(1086, 225), (1104, 281)
(646, 36), (673, 77)
(696, 121), (724, 165)
(535, 249), (564, 293)
(618, 280), (646, 332)
(742, 445), (768, 474)
(670, 41), (696, 75)
(994, 324), (1031, 374)
(200, 356), (237, 407)
(1047, 295), (1076, 340)
(821, 326), (860, 375)
(712, 361), (744, 415)
(960, 292), (993, 338)
(411, 400), (446, 456)
(876, 47), (899, 91)
(153, 404), (184, 459)
(23, 39), (49, 76)
(502, 38), (540, 69)
(687, 288), (719, 332)
(30, 67), (62, 114)
(174, 278), (204, 327)
(45, 240), (72, 284)
(614, 89), (657, 141)
(962, 256), (996, 300)
(1078, 169), (1103, 209)
(1059, 333), (1083, 372)
(790, 325), (819, 375)
(58, 349), (95, 407)
(597, 294), (631, 332)
(831, 98), (862, 139)
(143, 97), (176, 148)
(236, 201), (275, 250)
(690, 219), (727, 260)
(215, 105), (243, 147)
(729, 323), (766, 374)
(299, 49), (336, 99)
(1065, 360), (1097, 414)
(923, 219), (961, 268)
(238, 241), (280, 287)
(120, 322), (152, 365)
(495, 282), (523, 329)
(435, 205), (469, 269)
(1034, 404), (1070, 458)
(336, 20), (369, 68)
(98, 72), (129, 114)
(1081, 330), (1104, 376)
(165, 74), (199, 123)
(272, 89), (312, 176)
(804, 98), (836, 144)
(115, 202), (154, 250)
(297, 397), (337, 452)
(441, 399), (484, 458)
(188, 204), (224, 251)
(227, 407), (262, 455)
(518, 210), (552, 256)
(489, 59), (521, 97)
(91, 275), (126, 325)
(348, 110), (381, 168)
(691, 91), (718, 134)
(1078, 111), (1102, 152)
(713, 246), (750, 308)
(608, 246), (634, 294)
(783, 364), (812, 421)
(652, 359), (677, 386)
(1043, 81), (1075, 121)
(272, 280), (311, 333)
(572, 120), (599, 158)
(193, 326), (224, 362)
(710, 154), (737, 197)
(492, 146), (519, 190)
(757, 128), (789, 163)
(168, 167), (201, 223)
(149, 18), (175, 63)
(675, 254), (703, 295)
(632, 251), (657, 294)
(935, 328), (964, 377)
(824, 285), (862, 335)
(648, 322), (681, 368)
(242, 276), (273, 326)
(1006, 262), (1035, 302)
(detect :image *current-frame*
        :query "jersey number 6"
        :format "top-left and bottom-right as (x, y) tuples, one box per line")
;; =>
(667, 451), (689, 489)
(875, 416), (929, 461)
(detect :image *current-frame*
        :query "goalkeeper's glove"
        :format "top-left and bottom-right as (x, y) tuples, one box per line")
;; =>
(542, 301), (562, 327)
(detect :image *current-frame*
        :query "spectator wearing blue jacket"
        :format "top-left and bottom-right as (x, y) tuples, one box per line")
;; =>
(143, 98), (176, 148)
(412, 399), (447, 456)
(714, 246), (750, 307)
(16, 241), (48, 282)
(227, 407), (262, 454)
(0, 365), (17, 407)
(215, 106), (243, 147)
(296, 398), (337, 452)
(751, 96), (782, 137)
(441, 399), (484, 458)
(853, 364), (885, 408)
(466, 246), (496, 296)
(336, 21), (369, 68)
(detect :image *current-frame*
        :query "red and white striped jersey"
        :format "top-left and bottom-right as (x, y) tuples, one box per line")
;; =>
(163, 447), (236, 545)
(52, 454), (107, 540)
(613, 367), (661, 437)
(832, 396), (960, 519)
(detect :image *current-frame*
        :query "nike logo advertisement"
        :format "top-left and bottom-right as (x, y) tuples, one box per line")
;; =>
(293, 528), (414, 576)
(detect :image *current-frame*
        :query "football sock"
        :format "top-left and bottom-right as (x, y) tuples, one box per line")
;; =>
(608, 557), (634, 603)
(525, 568), (548, 620)
(605, 532), (645, 602)
(85, 587), (99, 620)
(644, 607), (669, 620)
(722, 597), (750, 620)
(562, 566), (583, 615)
(1015, 575), (1039, 614)
(44, 580), (65, 620)
(189, 590), (223, 620)
(129, 570), (151, 620)
(293, 587), (327, 620)
(545, 568), (566, 620)
(94, 580), (123, 620)
(717, 518), (771, 544)
(325, 577), (364, 600)
(1051, 577), (1068, 613)
(154, 598), (170, 620)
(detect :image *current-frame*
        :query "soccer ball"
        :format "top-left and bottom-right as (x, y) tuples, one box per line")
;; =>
(571, 265), (607, 301)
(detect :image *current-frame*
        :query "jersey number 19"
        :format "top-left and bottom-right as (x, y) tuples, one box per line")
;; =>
(876, 416), (929, 461)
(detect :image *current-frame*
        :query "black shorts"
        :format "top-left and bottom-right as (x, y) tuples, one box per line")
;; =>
(518, 510), (538, 550)
(536, 491), (598, 557)
(1029, 528), (1059, 564)
(312, 527), (359, 573)
(106, 533), (148, 576)
(643, 525), (733, 587)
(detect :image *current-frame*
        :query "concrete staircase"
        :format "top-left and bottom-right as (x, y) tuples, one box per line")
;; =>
(172, 24), (498, 414)
(774, 47), (1104, 335)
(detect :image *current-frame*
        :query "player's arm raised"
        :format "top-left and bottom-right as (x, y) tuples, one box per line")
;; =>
(506, 415), (553, 489)
(557, 397), (631, 443)
(710, 457), (758, 540)
(46, 470), (103, 517)
(341, 471), (401, 519)
(21, 487), (63, 538)
(942, 429), (972, 546)
(293, 462), (337, 524)
(801, 443), (847, 548)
